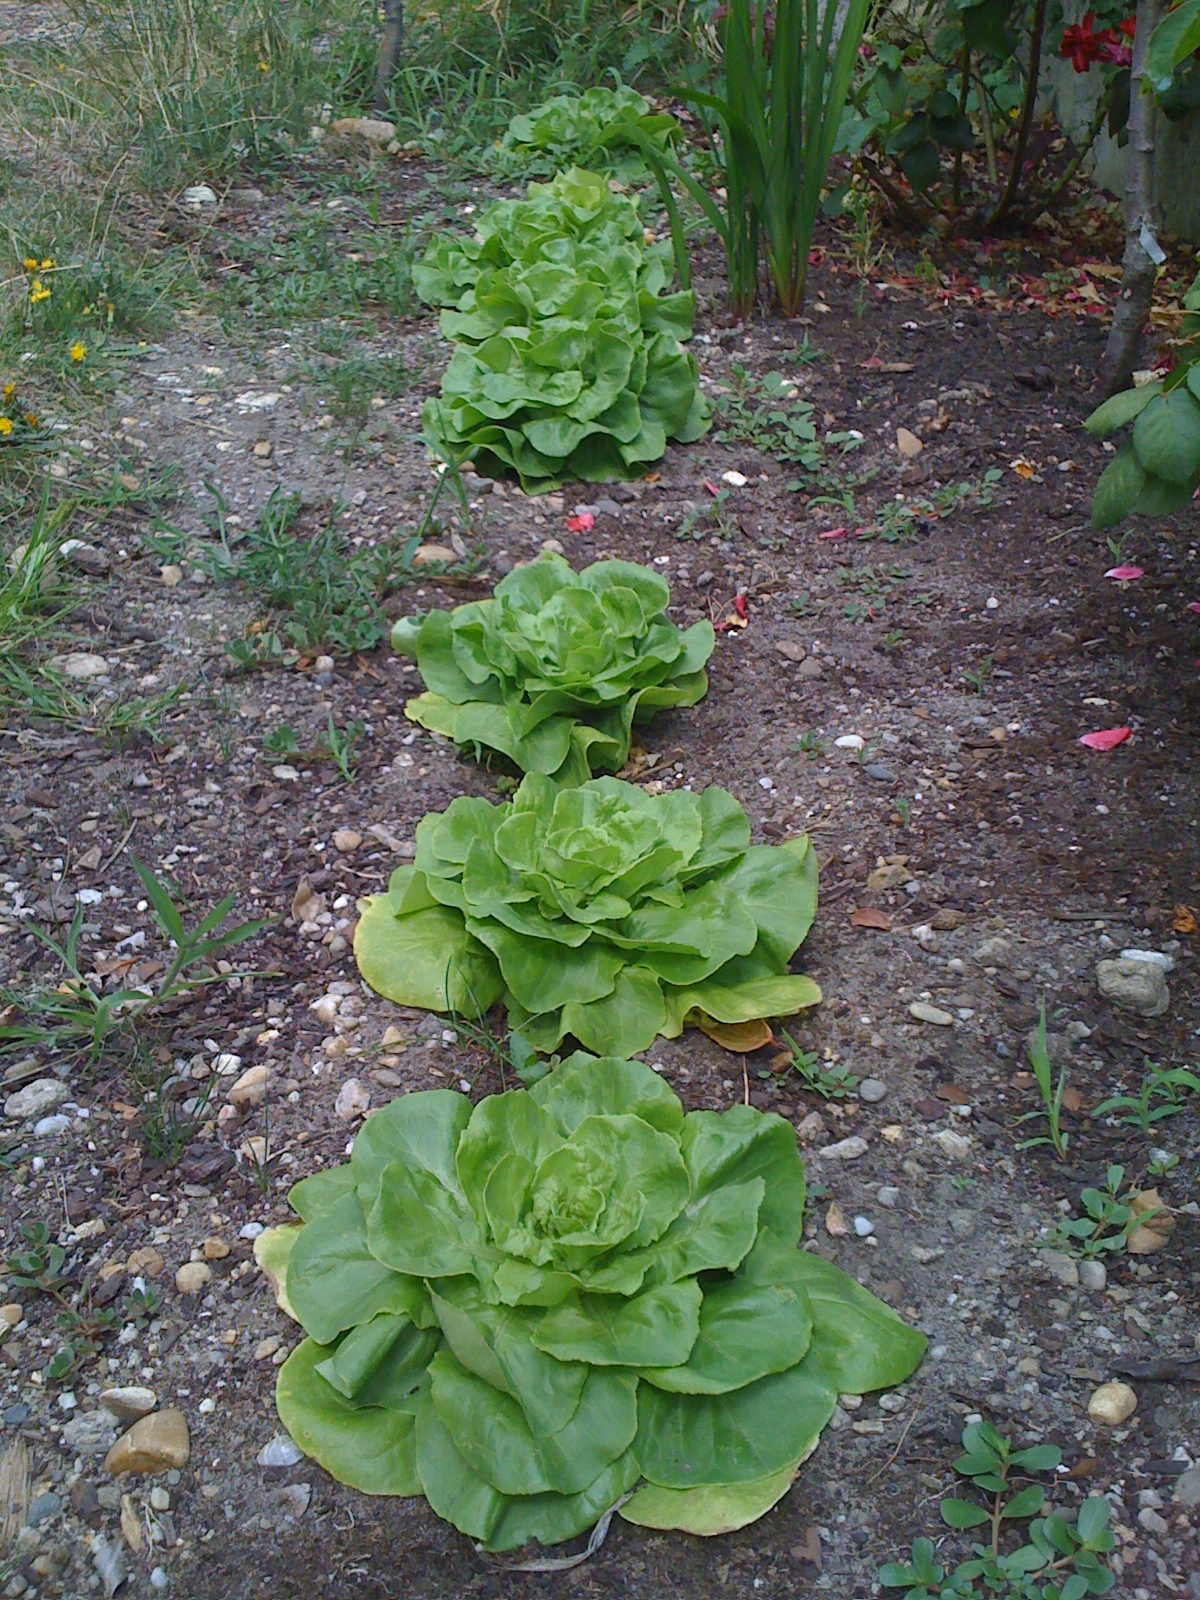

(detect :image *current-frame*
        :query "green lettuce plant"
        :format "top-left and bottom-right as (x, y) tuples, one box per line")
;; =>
(414, 168), (709, 492)
(493, 82), (680, 182)
(390, 553), (714, 785)
(261, 1056), (927, 1550)
(353, 773), (821, 1057)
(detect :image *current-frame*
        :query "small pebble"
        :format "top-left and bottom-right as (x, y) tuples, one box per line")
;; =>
(853, 1216), (874, 1238)
(26, 1492), (61, 1528)
(818, 1136), (869, 1161)
(257, 1434), (304, 1468)
(175, 1262), (212, 1296)
(858, 1078), (887, 1103)
(1087, 1381), (1137, 1426)
(876, 1187), (899, 1209)
(909, 1001), (954, 1026)
(1078, 1259), (1107, 1292)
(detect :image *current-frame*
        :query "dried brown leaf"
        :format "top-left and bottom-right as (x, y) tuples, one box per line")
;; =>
(850, 907), (891, 931)
(696, 1016), (774, 1053)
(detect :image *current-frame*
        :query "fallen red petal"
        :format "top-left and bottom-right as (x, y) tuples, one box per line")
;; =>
(565, 513), (595, 533)
(818, 526), (847, 541)
(703, 480), (720, 498)
(1079, 727), (1131, 751)
(733, 595), (748, 619)
(1189, 601), (1200, 615)
(1104, 565), (1144, 581)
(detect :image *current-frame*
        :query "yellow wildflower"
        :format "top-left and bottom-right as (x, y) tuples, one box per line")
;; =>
(258, 59), (269, 71)
(22, 257), (37, 272)
(30, 281), (50, 304)
(0, 417), (11, 436)
(2, 383), (14, 400)
(69, 342), (86, 362)
(23, 412), (36, 427)
(40, 258), (55, 270)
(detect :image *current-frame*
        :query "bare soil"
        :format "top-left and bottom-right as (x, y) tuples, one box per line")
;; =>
(1, 149), (1198, 1600)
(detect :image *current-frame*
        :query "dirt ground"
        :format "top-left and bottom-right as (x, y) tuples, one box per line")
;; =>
(1, 142), (1199, 1600)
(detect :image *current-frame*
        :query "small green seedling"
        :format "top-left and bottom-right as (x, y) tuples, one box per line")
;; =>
(1016, 1005), (1069, 1161)
(1038, 1165), (1149, 1261)
(1093, 1065), (1200, 1132)
(6, 1220), (69, 1294)
(262, 725), (301, 756)
(765, 1031), (858, 1099)
(317, 714), (363, 783)
(880, 1421), (1117, 1598)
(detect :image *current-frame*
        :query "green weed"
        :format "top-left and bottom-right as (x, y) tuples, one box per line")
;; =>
(764, 1032), (857, 1099)
(317, 714), (363, 783)
(1037, 1164), (1148, 1262)
(0, 859), (270, 1066)
(0, 657), (187, 748)
(1015, 1005), (1069, 1161)
(213, 212), (416, 330)
(1093, 1064), (1200, 1132)
(300, 352), (415, 425)
(881, 1422), (1116, 1599)
(136, 1071), (216, 1165)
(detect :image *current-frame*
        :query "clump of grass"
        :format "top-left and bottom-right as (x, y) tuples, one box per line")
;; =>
(200, 477), (475, 665)
(34, 0), (380, 192)
(0, 859), (271, 1067)
(214, 212), (417, 330)
(300, 352), (416, 424)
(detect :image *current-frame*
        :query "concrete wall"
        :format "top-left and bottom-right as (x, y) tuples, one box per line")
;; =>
(1046, 50), (1200, 243)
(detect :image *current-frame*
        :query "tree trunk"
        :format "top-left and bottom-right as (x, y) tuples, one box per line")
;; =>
(373, 0), (404, 113)
(986, 0), (1048, 228)
(1098, 0), (1165, 396)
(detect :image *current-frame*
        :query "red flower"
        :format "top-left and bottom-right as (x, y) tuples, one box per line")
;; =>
(1059, 11), (1128, 69)
(1061, 12), (1102, 70)
(1118, 16), (1136, 36)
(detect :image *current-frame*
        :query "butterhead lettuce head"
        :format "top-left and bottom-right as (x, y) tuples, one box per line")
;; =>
(265, 1056), (927, 1550)
(392, 553), (714, 785)
(354, 772), (820, 1057)
(415, 168), (709, 491)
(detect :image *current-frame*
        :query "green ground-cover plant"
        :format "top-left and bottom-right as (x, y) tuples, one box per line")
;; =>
(414, 168), (709, 490)
(190, 485), (470, 664)
(762, 1032), (858, 1099)
(391, 553), (714, 785)
(1037, 1165), (1146, 1261)
(491, 81), (680, 181)
(354, 774), (820, 1058)
(711, 367), (864, 483)
(1086, 270), (1200, 529)
(259, 1055), (925, 1550)
(881, 1421), (1116, 1598)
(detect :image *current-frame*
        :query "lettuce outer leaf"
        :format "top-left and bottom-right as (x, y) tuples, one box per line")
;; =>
(427, 1348), (638, 1496)
(620, 1452), (811, 1535)
(275, 1338), (423, 1496)
(633, 1360), (839, 1488)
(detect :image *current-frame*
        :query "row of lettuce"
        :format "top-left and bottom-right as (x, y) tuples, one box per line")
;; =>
(265, 554), (927, 1548)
